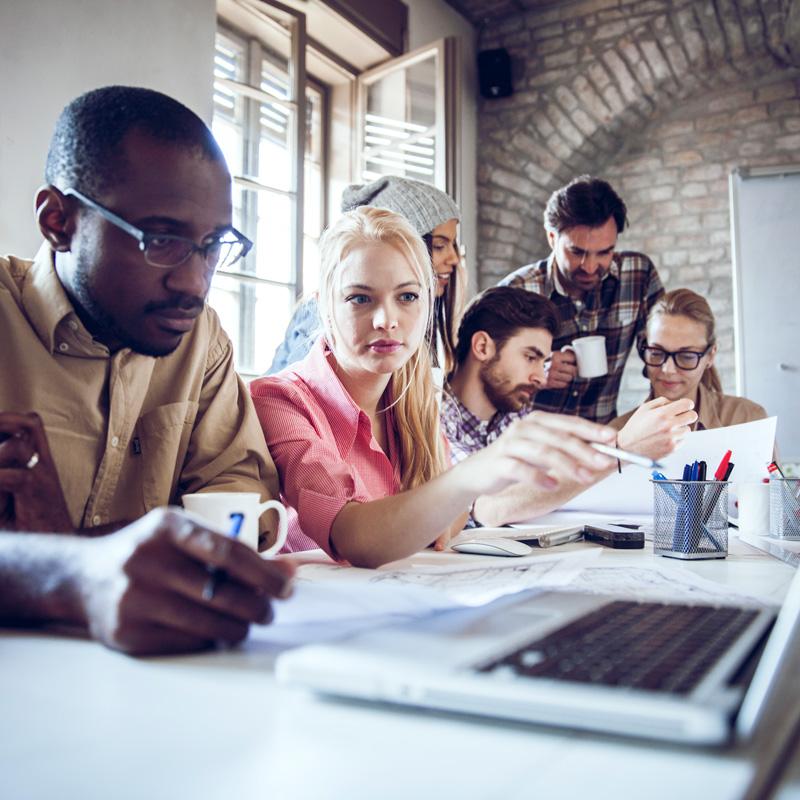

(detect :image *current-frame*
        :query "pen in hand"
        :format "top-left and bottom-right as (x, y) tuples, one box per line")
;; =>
(202, 512), (245, 602)
(591, 442), (664, 470)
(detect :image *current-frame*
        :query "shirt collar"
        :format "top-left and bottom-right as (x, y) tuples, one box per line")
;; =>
(548, 251), (621, 299)
(442, 386), (509, 434)
(22, 243), (109, 357)
(297, 338), (388, 458)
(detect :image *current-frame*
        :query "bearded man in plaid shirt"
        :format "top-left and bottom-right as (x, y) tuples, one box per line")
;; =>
(497, 176), (664, 424)
(442, 287), (696, 527)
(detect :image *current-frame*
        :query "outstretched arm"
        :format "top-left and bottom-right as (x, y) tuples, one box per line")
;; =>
(330, 412), (617, 568)
(470, 397), (697, 527)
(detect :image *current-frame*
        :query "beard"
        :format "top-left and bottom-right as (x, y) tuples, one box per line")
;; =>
(479, 355), (538, 414)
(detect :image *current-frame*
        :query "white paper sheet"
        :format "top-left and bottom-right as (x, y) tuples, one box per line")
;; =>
(562, 562), (775, 607)
(268, 548), (601, 627)
(560, 416), (777, 514)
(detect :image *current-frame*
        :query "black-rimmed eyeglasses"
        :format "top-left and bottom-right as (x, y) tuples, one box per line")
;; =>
(639, 343), (712, 371)
(64, 188), (252, 270)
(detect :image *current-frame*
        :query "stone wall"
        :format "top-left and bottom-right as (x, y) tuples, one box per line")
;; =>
(474, 0), (800, 412)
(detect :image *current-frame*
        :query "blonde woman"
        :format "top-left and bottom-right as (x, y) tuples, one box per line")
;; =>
(266, 176), (463, 376)
(613, 288), (766, 431)
(250, 208), (618, 568)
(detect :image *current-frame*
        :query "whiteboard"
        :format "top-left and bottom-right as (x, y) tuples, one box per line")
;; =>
(730, 166), (800, 461)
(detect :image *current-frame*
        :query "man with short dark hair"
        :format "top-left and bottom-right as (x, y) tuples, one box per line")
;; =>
(0, 86), (293, 655)
(443, 287), (695, 526)
(499, 176), (664, 423)
(444, 287), (558, 464)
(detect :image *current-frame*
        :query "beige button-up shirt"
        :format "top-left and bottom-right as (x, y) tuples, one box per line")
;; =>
(1, 245), (278, 531)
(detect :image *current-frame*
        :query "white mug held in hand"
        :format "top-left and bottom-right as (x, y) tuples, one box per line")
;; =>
(181, 492), (288, 555)
(561, 335), (608, 379)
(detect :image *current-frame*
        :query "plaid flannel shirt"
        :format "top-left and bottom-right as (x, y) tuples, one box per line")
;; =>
(497, 252), (664, 424)
(440, 390), (530, 528)
(440, 390), (527, 465)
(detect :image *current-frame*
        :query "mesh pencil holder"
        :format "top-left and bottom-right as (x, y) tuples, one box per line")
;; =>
(651, 480), (729, 560)
(769, 479), (800, 539)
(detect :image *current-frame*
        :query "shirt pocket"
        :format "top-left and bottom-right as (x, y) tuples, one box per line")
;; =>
(136, 401), (199, 510)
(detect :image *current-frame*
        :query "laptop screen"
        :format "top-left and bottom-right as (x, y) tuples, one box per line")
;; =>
(736, 566), (800, 738)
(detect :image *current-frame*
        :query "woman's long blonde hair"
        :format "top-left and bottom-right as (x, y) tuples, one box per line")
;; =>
(647, 288), (723, 393)
(318, 207), (449, 490)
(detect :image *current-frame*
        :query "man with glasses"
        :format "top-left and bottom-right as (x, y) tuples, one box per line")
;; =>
(497, 176), (664, 423)
(0, 86), (293, 655)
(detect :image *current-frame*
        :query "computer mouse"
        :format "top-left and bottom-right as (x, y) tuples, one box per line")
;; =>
(450, 537), (533, 557)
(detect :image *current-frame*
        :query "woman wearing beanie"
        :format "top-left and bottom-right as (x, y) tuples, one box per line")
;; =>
(611, 288), (767, 432)
(251, 208), (618, 567)
(266, 176), (464, 376)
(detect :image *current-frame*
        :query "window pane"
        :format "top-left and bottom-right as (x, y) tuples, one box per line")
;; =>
(228, 186), (294, 285)
(255, 54), (293, 192)
(362, 55), (437, 184)
(209, 275), (294, 375)
(302, 233), (321, 295)
(303, 85), (325, 295)
(213, 33), (246, 176)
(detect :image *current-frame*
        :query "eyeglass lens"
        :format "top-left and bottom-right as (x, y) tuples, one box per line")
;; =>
(643, 347), (704, 369)
(144, 236), (244, 269)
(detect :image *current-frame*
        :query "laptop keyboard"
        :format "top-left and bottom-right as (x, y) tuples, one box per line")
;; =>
(478, 601), (759, 694)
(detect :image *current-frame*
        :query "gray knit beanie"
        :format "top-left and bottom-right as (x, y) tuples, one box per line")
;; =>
(340, 176), (460, 237)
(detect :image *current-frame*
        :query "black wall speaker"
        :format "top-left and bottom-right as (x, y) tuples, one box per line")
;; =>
(477, 48), (513, 99)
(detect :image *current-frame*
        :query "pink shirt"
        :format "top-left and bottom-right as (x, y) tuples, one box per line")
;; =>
(250, 339), (401, 556)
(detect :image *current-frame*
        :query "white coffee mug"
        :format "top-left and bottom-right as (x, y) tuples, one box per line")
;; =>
(561, 335), (608, 379)
(733, 481), (771, 536)
(181, 492), (288, 555)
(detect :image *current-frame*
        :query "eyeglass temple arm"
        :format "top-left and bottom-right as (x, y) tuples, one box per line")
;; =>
(63, 188), (145, 244)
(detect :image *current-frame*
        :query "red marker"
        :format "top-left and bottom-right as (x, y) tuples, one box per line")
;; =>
(767, 461), (785, 480)
(714, 450), (732, 482)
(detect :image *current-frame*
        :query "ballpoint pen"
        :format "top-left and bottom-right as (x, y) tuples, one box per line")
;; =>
(590, 442), (664, 470)
(202, 512), (245, 602)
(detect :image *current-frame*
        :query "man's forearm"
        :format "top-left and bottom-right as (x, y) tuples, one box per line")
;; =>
(0, 533), (86, 626)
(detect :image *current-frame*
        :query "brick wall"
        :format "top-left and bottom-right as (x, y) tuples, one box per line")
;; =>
(474, 0), (800, 413)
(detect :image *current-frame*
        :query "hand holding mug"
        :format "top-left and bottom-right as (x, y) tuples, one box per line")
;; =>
(77, 507), (295, 655)
(545, 350), (579, 389)
(560, 335), (608, 380)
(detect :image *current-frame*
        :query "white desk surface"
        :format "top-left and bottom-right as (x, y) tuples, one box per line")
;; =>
(2, 533), (798, 800)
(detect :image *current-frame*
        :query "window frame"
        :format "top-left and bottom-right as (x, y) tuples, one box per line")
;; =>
(212, 1), (308, 377)
(355, 38), (461, 203)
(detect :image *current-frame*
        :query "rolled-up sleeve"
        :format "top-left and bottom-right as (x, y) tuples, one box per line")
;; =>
(250, 378), (372, 556)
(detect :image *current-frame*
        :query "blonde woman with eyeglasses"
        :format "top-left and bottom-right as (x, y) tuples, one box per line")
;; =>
(612, 288), (767, 433)
(250, 207), (619, 568)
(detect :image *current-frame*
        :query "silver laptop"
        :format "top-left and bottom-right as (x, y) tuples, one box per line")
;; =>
(276, 568), (800, 745)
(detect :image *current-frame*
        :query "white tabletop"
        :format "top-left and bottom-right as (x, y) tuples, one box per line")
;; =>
(2, 532), (798, 800)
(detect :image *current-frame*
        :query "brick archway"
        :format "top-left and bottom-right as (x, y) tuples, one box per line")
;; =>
(476, 0), (800, 284)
